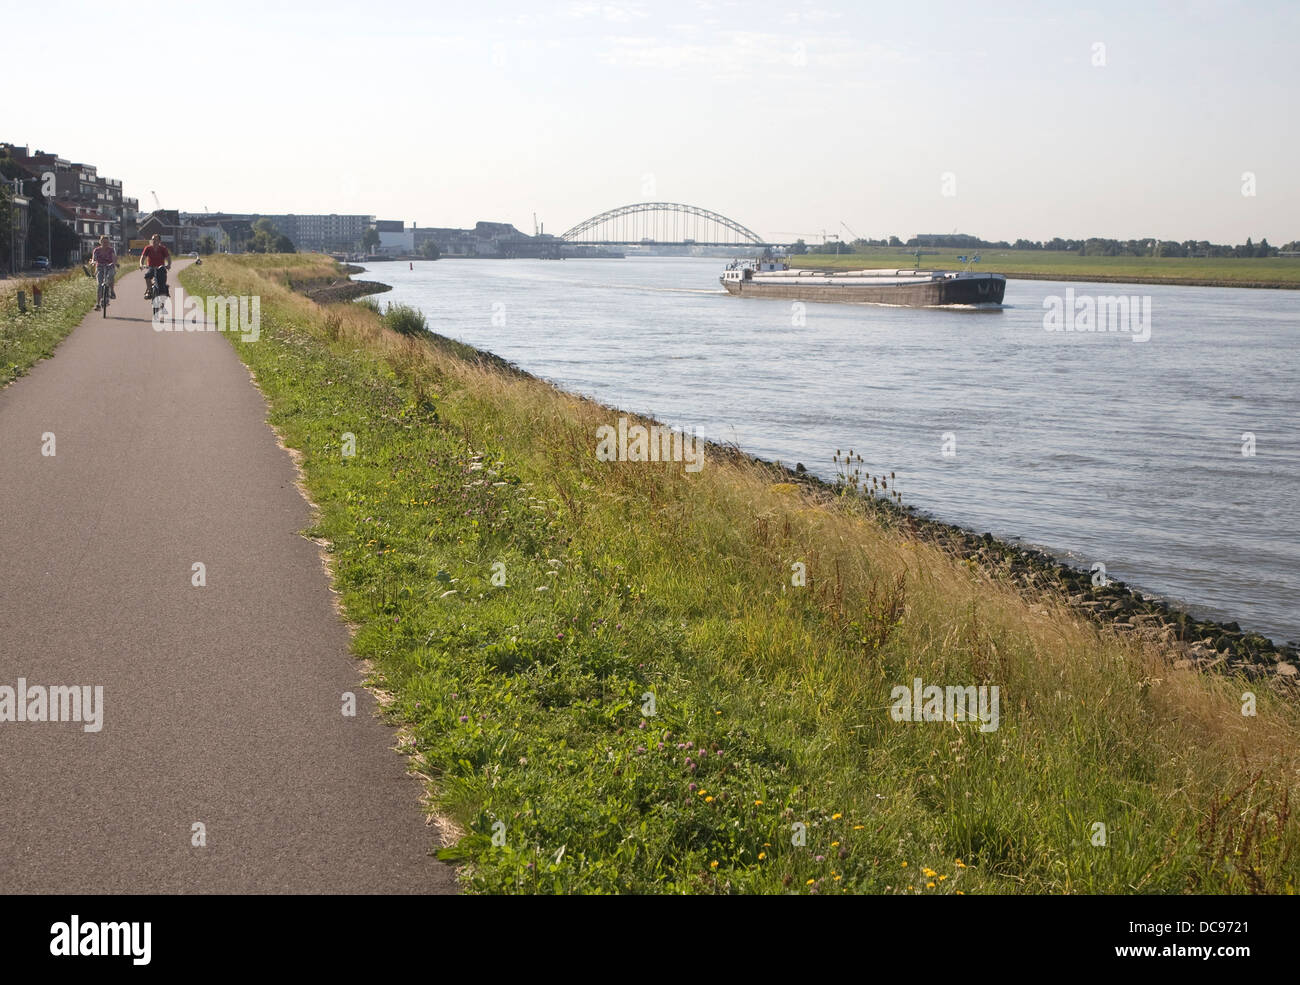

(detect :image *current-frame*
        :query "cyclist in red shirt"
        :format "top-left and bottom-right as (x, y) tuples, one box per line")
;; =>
(139, 234), (171, 299)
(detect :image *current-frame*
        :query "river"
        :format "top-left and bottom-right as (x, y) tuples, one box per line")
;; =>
(356, 257), (1299, 645)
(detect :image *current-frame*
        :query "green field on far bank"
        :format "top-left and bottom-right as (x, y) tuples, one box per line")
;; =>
(182, 253), (1300, 894)
(790, 247), (1300, 287)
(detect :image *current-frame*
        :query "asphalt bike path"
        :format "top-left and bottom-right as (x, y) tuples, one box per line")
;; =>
(0, 263), (455, 893)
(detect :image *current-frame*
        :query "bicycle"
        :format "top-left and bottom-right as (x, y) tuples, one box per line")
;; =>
(143, 265), (170, 318)
(96, 264), (115, 317)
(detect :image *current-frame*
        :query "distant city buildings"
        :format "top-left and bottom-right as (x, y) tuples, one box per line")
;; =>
(171, 212), (373, 253)
(266, 214), (372, 253)
(374, 219), (414, 255)
(3, 137), (568, 268)
(1, 141), (138, 267)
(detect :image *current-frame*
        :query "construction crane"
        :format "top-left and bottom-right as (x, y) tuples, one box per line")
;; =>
(150, 190), (161, 210)
(772, 230), (837, 245)
(840, 220), (862, 244)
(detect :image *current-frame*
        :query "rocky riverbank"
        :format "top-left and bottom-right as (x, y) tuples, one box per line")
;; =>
(289, 273), (392, 304)
(772, 461), (1298, 685)
(413, 329), (1296, 687)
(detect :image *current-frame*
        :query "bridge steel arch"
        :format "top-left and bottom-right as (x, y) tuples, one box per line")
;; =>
(560, 202), (767, 246)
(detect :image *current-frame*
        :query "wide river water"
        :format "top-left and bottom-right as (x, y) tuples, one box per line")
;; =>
(358, 257), (1299, 645)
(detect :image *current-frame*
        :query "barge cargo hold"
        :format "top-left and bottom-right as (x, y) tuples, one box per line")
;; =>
(721, 259), (1006, 306)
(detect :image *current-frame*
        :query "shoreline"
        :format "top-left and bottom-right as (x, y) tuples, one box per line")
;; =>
(378, 312), (1297, 682)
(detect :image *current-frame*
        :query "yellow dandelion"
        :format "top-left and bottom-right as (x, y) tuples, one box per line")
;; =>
(923, 867), (937, 878)
(831, 841), (840, 848)
(853, 825), (864, 830)
(901, 861), (908, 867)
(806, 878), (815, 885)
(832, 813), (842, 820)
(833, 874), (841, 881)
(704, 796), (714, 803)
(926, 881), (935, 888)
(697, 789), (706, 796)
(758, 852), (766, 860)
(710, 860), (719, 869)
(754, 800), (763, 806)
(939, 874), (947, 881)
(956, 890), (965, 895)
(955, 859), (967, 868)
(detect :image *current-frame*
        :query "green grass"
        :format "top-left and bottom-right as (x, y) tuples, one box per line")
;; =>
(0, 267), (117, 386)
(792, 247), (1300, 286)
(182, 253), (1300, 894)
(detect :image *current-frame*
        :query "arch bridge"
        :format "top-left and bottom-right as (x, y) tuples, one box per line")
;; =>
(560, 202), (777, 247)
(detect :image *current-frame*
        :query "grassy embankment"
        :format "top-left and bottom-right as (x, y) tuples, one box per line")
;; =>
(183, 253), (1300, 894)
(0, 266), (126, 386)
(791, 247), (1300, 288)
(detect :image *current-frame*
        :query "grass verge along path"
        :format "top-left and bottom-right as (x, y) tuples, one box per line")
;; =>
(1, 265), (134, 386)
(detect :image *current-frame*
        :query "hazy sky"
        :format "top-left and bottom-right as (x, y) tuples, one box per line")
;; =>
(6, 0), (1296, 243)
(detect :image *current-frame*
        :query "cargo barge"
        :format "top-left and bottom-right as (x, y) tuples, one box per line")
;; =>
(721, 258), (1006, 306)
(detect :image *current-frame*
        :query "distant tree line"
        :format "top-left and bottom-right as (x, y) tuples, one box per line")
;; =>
(1000, 236), (1292, 258)
(795, 231), (1298, 257)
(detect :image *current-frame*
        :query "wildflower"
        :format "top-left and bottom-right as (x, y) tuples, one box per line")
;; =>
(833, 874), (841, 881)
(688, 782), (698, 792)
(704, 796), (714, 803)
(901, 861), (908, 867)
(710, 861), (719, 869)
(831, 841), (840, 848)
(458, 715), (468, 723)
(853, 825), (864, 830)
(956, 890), (965, 895)
(955, 859), (967, 868)
(758, 853), (766, 860)
(806, 879), (815, 886)
(831, 813), (842, 820)
(815, 855), (825, 862)
(754, 800), (763, 806)
(927, 882), (935, 889)
(697, 789), (707, 796)
(938, 875), (947, 881)
(923, 867), (937, 878)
